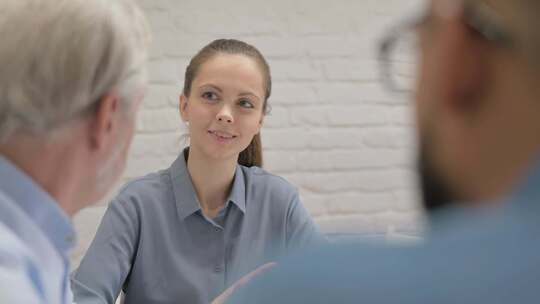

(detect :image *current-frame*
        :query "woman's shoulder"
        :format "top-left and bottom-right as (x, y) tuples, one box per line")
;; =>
(112, 168), (172, 206)
(240, 165), (299, 199)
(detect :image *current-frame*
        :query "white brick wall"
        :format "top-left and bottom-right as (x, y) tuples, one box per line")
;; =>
(72, 0), (426, 266)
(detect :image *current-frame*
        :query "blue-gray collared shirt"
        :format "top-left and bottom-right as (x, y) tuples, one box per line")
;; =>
(0, 155), (75, 304)
(72, 152), (322, 304)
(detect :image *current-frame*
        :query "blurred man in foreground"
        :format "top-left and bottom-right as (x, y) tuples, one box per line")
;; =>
(230, 0), (540, 302)
(0, 0), (150, 302)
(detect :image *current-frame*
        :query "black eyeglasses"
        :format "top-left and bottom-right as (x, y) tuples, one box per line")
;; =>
(377, 2), (516, 93)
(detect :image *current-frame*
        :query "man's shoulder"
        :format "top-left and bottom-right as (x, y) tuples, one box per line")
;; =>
(230, 242), (399, 303)
(233, 208), (540, 304)
(0, 191), (33, 259)
(0, 220), (43, 299)
(0, 193), (48, 303)
(0, 261), (44, 303)
(0, 221), (31, 263)
(0, 194), (41, 269)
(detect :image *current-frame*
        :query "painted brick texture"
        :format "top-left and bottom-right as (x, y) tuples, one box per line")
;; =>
(72, 0), (426, 265)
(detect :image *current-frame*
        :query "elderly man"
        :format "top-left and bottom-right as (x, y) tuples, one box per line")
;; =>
(230, 0), (540, 303)
(0, 0), (150, 303)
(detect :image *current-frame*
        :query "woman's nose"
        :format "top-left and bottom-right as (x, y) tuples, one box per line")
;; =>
(216, 105), (233, 123)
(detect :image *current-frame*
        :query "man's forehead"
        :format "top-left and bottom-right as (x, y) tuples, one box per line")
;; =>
(481, 0), (523, 27)
(430, 0), (462, 19)
(429, 0), (522, 25)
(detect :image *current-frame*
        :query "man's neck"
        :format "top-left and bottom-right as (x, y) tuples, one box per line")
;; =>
(0, 136), (84, 217)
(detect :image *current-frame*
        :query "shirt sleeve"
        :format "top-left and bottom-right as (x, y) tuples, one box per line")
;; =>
(71, 197), (140, 304)
(284, 192), (326, 252)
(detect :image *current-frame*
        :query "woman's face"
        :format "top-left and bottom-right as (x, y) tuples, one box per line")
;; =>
(180, 54), (265, 163)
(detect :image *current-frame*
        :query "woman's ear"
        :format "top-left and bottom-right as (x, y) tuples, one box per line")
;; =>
(179, 94), (189, 123)
(258, 103), (269, 131)
(255, 114), (265, 134)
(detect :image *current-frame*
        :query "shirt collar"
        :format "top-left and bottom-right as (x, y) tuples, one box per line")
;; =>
(0, 155), (76, 256)
(229, 165), (247, 213)
(169, 149), (246, 221)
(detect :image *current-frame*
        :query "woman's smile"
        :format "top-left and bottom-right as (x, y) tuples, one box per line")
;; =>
(208, 129), (238, 144)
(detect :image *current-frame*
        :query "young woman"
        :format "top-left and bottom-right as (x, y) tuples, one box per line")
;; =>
(71, 39), (322, 304)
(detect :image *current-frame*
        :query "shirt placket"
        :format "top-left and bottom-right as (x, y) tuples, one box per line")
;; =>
(211, 223), (226, 293)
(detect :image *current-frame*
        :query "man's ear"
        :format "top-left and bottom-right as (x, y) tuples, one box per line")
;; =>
(179, 94), (189, 123)
(440, 14), (488, 118)
(89, 93), (120, 150)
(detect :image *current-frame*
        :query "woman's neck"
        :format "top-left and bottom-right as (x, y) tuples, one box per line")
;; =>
(186, 147), (238, 219)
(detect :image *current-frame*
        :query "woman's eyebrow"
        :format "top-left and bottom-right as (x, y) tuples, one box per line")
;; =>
(198, 83), (223, 92)
(239, 92), (261, 101)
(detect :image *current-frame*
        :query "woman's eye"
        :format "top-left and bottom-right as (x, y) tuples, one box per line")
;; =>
(202, 91), (218, 101)
(239, 99), (254, 109)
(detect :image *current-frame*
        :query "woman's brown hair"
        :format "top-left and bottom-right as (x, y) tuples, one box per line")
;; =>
(182, 39), (271, 167)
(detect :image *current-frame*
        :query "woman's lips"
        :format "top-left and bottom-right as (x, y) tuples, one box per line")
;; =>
(208, 130), (237, 142)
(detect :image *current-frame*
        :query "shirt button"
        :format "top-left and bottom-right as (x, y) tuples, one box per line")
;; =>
(214, 266), (223, 273)
(214, 227), (221, 232)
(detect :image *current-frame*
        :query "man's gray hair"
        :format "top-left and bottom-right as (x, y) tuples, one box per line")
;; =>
(0, 0), (151, 143)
